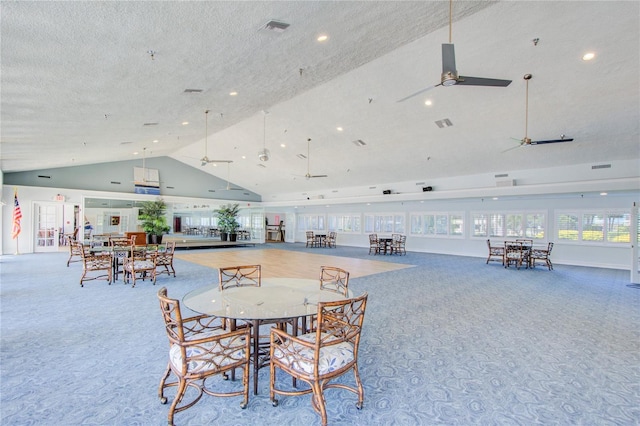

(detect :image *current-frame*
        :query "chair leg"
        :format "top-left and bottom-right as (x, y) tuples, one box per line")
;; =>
(158, 363), (172, 404)
(310, 381), (328, 426)
(168, 378), (187, 426)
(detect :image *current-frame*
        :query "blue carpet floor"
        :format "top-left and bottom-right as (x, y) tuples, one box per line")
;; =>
(1, 244), (638, 425)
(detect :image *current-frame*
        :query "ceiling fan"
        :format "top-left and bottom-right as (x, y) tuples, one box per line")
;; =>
(216, 162), (244, 191)
(397, 0), (512, 102)
(302, 138), (327, 180)
(201, 110), (232, 166)
(503, 74), (574, 152)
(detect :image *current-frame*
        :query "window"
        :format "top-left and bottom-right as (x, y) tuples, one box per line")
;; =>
(410, 212), (464, 238)
(555, 210), (630, 244)
(297, 214), (326, 232)
(363, 213), (405, 234)
(327, 214), (361, 233)
(473, 211), (545, 240)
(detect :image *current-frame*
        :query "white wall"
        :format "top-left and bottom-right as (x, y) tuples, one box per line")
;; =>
(2, 184), (638, 272)
(289, 192), (639, 270)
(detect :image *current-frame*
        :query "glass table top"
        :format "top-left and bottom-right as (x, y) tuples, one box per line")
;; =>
(182, 278), (350, 321)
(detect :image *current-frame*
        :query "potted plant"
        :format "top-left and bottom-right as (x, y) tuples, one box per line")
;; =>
(139, 198), (171, 244)
(215, 203), (240, 242)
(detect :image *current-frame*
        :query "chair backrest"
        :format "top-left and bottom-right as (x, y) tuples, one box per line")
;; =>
(70, 240), (84, 255)
(219, 265), (261, 291)
(157, 287), (187, 343)
(547, 242), (554, 254)
(306, 231), (315, 240)
(315, 292), (368, 359)
(319, 266), (350, 296)
(516, 239), (533, 247)
(109, 236), (133, 247)
(163, 241), (176, 254)
(369, 234), (378, 242)
(505, 241), (524, 256)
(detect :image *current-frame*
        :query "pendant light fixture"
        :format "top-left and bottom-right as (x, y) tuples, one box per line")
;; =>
(258, 110), (270, 162)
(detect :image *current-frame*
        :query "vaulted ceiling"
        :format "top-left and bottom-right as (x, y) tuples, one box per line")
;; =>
(2, 1), (638, 202)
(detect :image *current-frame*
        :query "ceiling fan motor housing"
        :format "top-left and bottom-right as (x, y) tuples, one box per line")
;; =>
(258, 148), (270, 161)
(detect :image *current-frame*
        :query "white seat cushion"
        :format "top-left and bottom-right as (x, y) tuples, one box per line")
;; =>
(273, 332), (354, 376)
(125, 260), (155, 271)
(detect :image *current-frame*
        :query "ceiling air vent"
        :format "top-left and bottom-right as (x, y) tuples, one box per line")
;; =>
(110, 181), (121, 185)
(494, 173), (509, 178)
(262, 20), (290, 33)
(257, 164), (266, 168)
(297, 154), (307, 160)
(143, 122), (158, 126)
(37, 175), (51, 179)
(352, 139), (366, 147)
(435, 118), (453, 128)
(183, 89), (203, 93)
(591, 164), (611, 169)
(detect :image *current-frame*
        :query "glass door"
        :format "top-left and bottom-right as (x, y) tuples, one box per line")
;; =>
(34, 203), (60, 252)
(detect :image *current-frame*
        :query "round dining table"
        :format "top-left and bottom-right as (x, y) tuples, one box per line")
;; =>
(182, 278), (351, 395)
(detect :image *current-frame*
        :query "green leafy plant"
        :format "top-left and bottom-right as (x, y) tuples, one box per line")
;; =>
(139, 199), (171, 236)
(215, 203), (240, 234)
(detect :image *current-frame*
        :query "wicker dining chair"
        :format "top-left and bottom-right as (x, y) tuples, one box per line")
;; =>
(486, 239), (505, 265)
(67, 240), (84, 267)
(157, 287), (250, 426)
(390, 234), (406, 255)
(325, 231), (337, 248)
(79, 244), (112, 286)
(270, 292), (369, 426)
(155, 241), (177, 278)
(218, 265), (261, 290)
(123, 245), (157, 287)
(319, 266), (350, 296)
(302, 266), (351, 333)
(368, 234), (380, 255)
(529, 242), (554, 270)
(306, 231), (317, 248)
(504, 241), (526, 269)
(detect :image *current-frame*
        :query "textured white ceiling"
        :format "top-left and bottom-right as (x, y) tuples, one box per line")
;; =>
(1, 1), (638, 200)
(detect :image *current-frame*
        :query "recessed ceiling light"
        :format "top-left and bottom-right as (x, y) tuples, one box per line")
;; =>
(336, 127), (343, 132)
(317, 35), (328, 42)
(181, 121), (189, 125)
(492, 197), (499, 200)
(582, 52), (595, 61)
(424, 100), (432, 106)
(600, 192), (608, 196)
(152, 139), (159, 143)
(241, 155), (246, 159)
(280, 143), (286, 148)
(229, 91), (238, 96)
(133, 151), (139, 155)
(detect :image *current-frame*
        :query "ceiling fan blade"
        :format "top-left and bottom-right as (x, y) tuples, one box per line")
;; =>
(396, 84), (439, 103)
(310, 175), (328, 178)
(457, 76), (512, 87)
(530, 138), (574, 145)
(442, 43), (457, 74)
(501, 144), (524, 153)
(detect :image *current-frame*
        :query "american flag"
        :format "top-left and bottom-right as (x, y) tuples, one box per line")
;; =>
(12, 191), (22, 239)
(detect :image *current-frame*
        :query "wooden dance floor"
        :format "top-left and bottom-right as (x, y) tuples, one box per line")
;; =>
(175, 248), (413, 279)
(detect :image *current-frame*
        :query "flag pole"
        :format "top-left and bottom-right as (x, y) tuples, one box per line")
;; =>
(15, 235), (19, 255)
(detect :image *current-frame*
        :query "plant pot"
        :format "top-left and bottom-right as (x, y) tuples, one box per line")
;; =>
(220, 232), (228, 242)
(229, 233), (237, 242)
(149, 234), (163, 244)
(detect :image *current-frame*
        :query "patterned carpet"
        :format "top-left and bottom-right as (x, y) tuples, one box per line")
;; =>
(1, 244), (638, 425)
